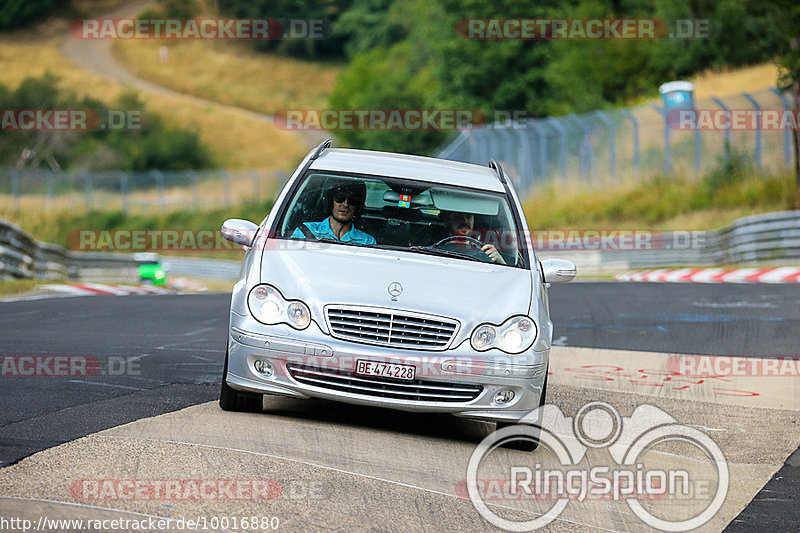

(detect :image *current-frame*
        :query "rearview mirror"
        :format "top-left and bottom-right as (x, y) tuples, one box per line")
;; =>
(221, 219), (259, 247)
(540, 259), (577, 283)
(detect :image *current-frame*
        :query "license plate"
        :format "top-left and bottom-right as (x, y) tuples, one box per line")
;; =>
(355, 360), (416, 381)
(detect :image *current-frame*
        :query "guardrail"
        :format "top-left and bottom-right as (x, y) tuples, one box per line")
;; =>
(0, 219), (152, 281)
(537, 210), (800, 276)
(4, 211), (799, 282)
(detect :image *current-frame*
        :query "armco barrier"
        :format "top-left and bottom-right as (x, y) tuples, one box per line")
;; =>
(3, 211), (799, 282)
(538, 210), (800, 276)
(0, 219), (151, 281)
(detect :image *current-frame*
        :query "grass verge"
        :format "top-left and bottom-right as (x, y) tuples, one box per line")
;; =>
(0, 279), (46, 297)
(522, 170), (796, 231)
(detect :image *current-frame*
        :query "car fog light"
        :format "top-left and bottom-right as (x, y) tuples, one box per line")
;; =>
(493, 389), (515, 404)
(254, 359), (273, 376)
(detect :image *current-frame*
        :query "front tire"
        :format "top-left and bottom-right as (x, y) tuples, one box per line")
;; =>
(497, 369), (548, 452)
(219, 349), (263, 412)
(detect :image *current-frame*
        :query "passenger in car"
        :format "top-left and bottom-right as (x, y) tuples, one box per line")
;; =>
(292, 181), (377, 244)
(439, 210), (506, 264)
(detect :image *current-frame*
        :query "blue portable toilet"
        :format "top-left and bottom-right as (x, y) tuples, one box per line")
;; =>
(659, 81), (695, 110)
(660, 81), (695, 130)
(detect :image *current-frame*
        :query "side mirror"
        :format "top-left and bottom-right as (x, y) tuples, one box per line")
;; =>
(540, 258), (576, 283)
(221, 218), (259, 247)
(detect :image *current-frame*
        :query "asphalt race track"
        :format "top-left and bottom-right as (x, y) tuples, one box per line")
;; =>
(0, 283), (798, 532)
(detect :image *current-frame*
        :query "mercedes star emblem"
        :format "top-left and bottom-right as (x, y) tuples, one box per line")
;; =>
(388, 282), (403, 300)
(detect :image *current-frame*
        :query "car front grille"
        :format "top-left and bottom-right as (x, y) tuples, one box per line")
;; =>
(325, 306), (458, 350)
(286, 364), (483, 403)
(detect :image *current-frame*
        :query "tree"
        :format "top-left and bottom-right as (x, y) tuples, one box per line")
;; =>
(768, 0), (800, 208)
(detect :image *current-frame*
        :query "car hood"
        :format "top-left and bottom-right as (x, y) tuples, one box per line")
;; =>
(260, 244), (533, 329)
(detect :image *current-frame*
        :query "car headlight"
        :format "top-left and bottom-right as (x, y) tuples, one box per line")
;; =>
(247, 284), (311, 329)
(470, 316), (537, 354)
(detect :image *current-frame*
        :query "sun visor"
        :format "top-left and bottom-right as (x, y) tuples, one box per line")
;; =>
(430, 189), (500, 215)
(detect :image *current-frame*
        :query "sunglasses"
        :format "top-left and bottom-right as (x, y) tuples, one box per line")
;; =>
(333, 192), (362, 205)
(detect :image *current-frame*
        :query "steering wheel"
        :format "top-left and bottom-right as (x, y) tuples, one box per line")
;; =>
(432, 235), (484, 250)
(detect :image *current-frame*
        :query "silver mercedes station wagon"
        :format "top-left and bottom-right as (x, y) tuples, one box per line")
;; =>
(218, 140), (576, 440)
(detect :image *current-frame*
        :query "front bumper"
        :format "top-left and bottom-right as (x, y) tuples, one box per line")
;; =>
(226, 317), (548, 423)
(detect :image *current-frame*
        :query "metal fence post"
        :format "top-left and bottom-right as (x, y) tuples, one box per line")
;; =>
(533, 122), (547, 184)
(594, 111), (615, 177)
(770, 88), (791, 168)
(513, 127), (533, 190)
(467, 131), (479, 163)
(742, 93), (762, 168)
(83, 171), (92, 211)
(651, 104), (671, 174)
(621, 109), (640, 180)
(151, 170), (165, 209)
(189, 170), (199, 206)
(438, 130), (469, 161)
(694, 125), (702, 173)
(118, 171), (128, 214)
(547, 118), (567, 179)
(570, 114), (594, 182)
(711, 97), (731, 162)
(482, 128), (502, 164)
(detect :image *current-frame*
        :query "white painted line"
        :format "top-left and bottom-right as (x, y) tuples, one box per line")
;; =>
(68, 380), (146, 391)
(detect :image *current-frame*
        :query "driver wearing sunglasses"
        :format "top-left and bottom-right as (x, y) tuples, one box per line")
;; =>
(292, 182), (377, 244)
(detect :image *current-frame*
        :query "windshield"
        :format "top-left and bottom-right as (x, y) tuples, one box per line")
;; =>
(275, 171), (527, 268)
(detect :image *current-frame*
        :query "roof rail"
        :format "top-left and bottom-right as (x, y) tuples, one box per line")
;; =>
(487, 158), (507, 184)
(310, 138), (333, 161)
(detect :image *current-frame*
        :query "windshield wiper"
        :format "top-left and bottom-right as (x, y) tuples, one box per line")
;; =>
(408, 246), (485, 263)
(297, 236), (384, 249)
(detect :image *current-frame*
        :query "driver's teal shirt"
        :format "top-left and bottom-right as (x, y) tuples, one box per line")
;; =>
(292, 218), (376, 244)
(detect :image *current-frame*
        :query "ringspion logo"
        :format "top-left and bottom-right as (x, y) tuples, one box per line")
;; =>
(466, 402), (728, 531)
